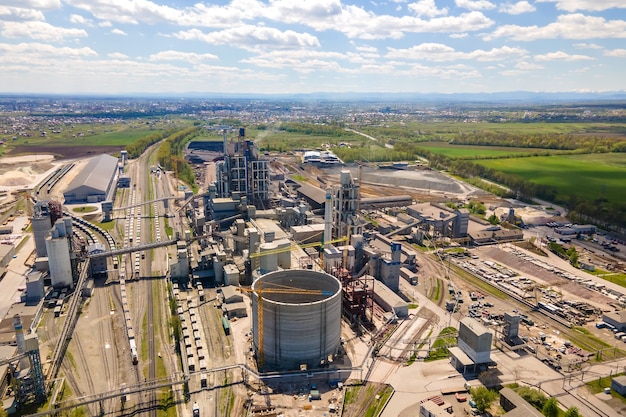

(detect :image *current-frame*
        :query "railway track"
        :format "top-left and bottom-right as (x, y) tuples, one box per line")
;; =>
(146, 275), (157, 416)
(67, 334), (97, 415)
(398, 308), (439, 360)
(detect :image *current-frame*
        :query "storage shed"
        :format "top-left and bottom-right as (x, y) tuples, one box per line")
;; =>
(371, 278), (408, 318)
(63, 154), (118, 203)
(612, 375), (626, 395)
(221, 285), (244, 304)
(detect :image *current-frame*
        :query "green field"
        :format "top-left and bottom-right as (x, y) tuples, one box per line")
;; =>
(476, 153), (626, 203)
(361, 120), (626, 145)
(415, 141), (553, 158)
(5, 118), (195, 148)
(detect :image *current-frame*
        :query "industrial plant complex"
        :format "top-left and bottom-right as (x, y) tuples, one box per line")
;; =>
(0, 124), (625, 417)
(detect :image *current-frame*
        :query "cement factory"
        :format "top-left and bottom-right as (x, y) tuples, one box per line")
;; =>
(1, 126), (625, 417)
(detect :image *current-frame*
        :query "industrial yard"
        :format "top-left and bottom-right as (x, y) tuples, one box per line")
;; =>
(0, 123), (625, 417)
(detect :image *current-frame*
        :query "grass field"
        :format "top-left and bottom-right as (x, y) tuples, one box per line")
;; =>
(476, 153), (626, 203)
(398, 121), (626, 136)
(5, 118), (194, 148)
(415, 141), (553, 158)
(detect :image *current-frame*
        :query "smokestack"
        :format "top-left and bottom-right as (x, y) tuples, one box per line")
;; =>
(13, 314), (29, 370)
(324, 188), (333, 246)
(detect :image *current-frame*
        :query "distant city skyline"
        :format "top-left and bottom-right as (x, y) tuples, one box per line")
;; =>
(1, 0), (625, 95)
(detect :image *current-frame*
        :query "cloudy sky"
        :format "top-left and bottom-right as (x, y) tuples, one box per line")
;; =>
(1, 0), (625, 95)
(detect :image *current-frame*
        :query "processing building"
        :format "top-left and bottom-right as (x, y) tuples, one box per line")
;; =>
(449, 317), (493, 373)
(333, 170), (361, 240)
(251, 269), (342, 371)
(213, 128), (270, 208)
(406, 202), (469, 239)
(63, 154), (119, 203)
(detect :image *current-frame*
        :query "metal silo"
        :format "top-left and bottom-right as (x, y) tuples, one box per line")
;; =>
(251, 269), (342, 371)
(259, 242), (278, 275)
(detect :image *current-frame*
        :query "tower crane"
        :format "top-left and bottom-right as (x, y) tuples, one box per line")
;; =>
(238, 283), (334, 371)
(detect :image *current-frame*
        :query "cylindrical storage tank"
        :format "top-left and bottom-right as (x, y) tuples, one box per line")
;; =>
(45, 235), (73, 288)
(213, 257), (224, 284)
(32, 216), (52, 257)
(259, 242), (278, 274)
(252, 269), (342, 371)
(275, 239), (291, 269)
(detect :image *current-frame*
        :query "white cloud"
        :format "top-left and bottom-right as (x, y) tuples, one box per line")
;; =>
(499, 1), (536, 15)
(455, 0), (495, 11)
(70, 14), (92, 25)
(64, 0), (184, 25)
(536, 0), (626, 12)
(98, 21), (112, 27)
(241, 49), (346, 68)
(408, 0), (448, 18)
(484, 13), (626, 41)
(573, 42), (602, 49)
(64, 0), (263, 27)
(335, 10), (493, 39)
(173, 26), (320, 51)
(0, 6), (45, 21)
(516, 61), (543, 70)
(401, 63), (482, 80)
(108, 52), (129, 59)
(385, 43), (527, 62)
(450, 33), (468, 38)
(240, 47), (391, 73)
(355, 45), (378, 54)
(499, 69), (524, 76)
(0, 42), (97, 58)
(1, 0), (60, 9)
(604, 49), (626, 57)
(65, 0), (492, 41)
(0, 21), (88, 42)
(535, 51), (594, 61)
(111, 28), (127, 36)
(265, 0), (343, 22)
(148, 50), (218, 63)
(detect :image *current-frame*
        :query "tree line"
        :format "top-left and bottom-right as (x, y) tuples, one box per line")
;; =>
(156, 125), (202, 192)
(451, 131), (626, 153)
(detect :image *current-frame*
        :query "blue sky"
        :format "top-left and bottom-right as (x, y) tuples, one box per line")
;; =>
(1, 0), (625, 95)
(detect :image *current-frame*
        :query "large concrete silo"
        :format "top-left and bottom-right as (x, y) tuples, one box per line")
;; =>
(45, 229), (73, 288)
(252, 269), (342, 371)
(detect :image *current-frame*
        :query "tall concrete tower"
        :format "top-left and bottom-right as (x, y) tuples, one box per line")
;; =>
(333, 170), (361, 240)
(13, 314), (30, 370)
(324, 188), (333, 246)
(32, 201), (52, 257)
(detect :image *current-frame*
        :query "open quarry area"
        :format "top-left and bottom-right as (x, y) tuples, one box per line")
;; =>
(0, 98), (625, 417)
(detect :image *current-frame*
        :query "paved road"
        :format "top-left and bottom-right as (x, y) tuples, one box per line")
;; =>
(345, 128), (394, 149)
(0, 228), (34, 321)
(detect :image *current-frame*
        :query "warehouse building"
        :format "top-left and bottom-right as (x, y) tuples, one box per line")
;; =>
(63, 154), (119, 203)
(371, 277), (408, 318)
(603, 310), (626, 332)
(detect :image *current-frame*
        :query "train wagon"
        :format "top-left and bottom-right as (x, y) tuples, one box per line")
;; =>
(222, 316), (230, 335)
(129, 338), (138, 365)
